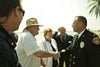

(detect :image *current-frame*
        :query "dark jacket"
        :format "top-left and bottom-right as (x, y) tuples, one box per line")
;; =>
(53, 32), (73, 67)
(69, 29), (100, 67)
(53, 32), (73, 52)
(0, 25), (21, 67)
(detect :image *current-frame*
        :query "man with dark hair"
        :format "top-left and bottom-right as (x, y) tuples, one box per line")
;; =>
(11, 33), (18, 42)
(0, 0), (24, 67)
(69, 16), (100, 67)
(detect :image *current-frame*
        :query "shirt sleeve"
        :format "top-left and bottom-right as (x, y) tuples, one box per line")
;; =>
(21, 33), (41, 56)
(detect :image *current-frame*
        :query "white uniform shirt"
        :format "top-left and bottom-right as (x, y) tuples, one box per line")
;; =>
(16, 31), (41, 67)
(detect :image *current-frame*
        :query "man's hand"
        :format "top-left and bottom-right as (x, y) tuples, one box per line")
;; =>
(53, 51), (60, 60)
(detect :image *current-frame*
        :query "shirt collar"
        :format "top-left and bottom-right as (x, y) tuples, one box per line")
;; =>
(78, 29), (86, 38)
(0, 25), (16, 48)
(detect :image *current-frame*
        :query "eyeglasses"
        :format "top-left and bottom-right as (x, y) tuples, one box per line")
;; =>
(19, 8), (25, 16)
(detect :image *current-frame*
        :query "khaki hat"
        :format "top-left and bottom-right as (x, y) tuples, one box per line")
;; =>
(26, 18), (42, 28)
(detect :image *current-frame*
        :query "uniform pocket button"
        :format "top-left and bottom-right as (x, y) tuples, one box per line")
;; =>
(73, 62), (75, 64)
(73, 56), (76, 58)
(70, 54), (72, 56)
(69, 64), (71, 67)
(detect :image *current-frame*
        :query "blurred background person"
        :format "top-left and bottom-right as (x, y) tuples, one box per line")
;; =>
(16, 18), (60, 67)
(39, 28), (59, 67)
(53, 27), (73, 67)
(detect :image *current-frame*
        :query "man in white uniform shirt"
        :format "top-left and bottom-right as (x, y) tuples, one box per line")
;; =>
(16, 18), (60, 67)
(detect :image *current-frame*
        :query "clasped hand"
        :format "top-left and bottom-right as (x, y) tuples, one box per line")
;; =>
(53, 51), (60, 60)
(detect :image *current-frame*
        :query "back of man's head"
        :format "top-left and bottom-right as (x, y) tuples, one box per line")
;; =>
(0, 0), (20, 18)
(75, 16), (87, 27)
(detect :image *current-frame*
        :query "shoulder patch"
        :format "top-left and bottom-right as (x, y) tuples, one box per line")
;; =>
(92, 37), (100, 45)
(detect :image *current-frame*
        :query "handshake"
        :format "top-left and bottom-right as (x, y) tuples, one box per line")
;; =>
(51, 51), (60, 60)
(51, 49), (67, 59)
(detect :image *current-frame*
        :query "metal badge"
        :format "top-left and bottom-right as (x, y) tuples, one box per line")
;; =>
(80, 41), (85, 48)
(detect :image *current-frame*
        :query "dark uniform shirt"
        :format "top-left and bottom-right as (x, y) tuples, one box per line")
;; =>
(69, 29), (100, 67)
(0, 25), (21, 67)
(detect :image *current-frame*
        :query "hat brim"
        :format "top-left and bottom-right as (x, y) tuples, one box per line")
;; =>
(29, 24), (43, 26)
(24, 24), (43, 29)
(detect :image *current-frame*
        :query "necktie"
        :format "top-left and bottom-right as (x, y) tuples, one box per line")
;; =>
(49, 41), (58, 67)
(71, 35), (78, 48)
(60, 35), (65, 42)
(50, 42), (56, 51)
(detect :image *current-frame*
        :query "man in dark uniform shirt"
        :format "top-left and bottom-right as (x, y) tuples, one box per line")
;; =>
(11, 33), (18, 43)
(69, 16), (100, 67)
(0, 0), (24, 67)
(53, 27), (73, 67)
